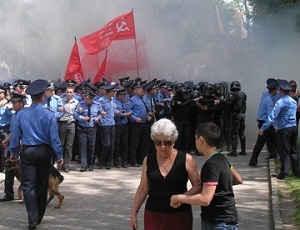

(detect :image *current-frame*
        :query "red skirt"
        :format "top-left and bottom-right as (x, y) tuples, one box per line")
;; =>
(144, 209), (193, 230)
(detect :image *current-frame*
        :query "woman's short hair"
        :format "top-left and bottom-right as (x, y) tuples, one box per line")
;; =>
(150, 118), (178, 142)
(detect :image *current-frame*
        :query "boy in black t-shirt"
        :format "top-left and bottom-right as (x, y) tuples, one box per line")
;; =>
(170, 122), (242, 229)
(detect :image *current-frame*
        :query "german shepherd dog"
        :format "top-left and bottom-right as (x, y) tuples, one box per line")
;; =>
(5, 160), (64, 209)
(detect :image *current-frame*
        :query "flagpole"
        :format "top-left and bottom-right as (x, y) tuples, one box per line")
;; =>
(132, 9), (140, 79)
(144, 35), (151, 81)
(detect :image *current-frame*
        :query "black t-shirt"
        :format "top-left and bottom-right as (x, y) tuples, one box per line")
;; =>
(145, 151), (191, 213)
(200, 153), (238, 224)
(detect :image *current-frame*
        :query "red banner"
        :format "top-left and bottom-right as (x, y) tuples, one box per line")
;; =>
(64, 39), (84, 83)
(80, 11), (135, 55)
(105, 39), (149, 76)
(93, 50), (108, 84)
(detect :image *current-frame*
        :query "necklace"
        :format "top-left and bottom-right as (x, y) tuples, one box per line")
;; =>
(160, 152), (174, 178)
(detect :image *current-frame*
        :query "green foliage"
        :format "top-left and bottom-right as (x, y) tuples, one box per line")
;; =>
(284, 178), (300, 226)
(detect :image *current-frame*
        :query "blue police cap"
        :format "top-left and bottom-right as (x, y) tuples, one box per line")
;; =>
(266, 78), (276, 85)
(132, 81), (143, 89)
(118, 76), (130, 85)
(104, 83), (118, 92)
(10, 92), (27, 102)
(0, 85), (6, 92)
(266, 79), (278, 89)
(157, 79), (166, 87)
(46, 82), (55, 90)
(3, 82), (11, 90)
(57, 82), (67, 91)
(25, 79), (48, 95)
(65, 79), (77, 85)
(123, 79), (134, 88)
(278, 79), (292, 91)
(94, 81), (106, 89)
(84, 90), (96, 98)
(144, 80), (156, 91)
(116, 86), (126, 94)
(18, 79), (31, 88)
(86, 83), (98, 92)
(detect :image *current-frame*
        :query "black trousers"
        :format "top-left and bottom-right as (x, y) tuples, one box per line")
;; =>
(114, 125), (129, 165)
(99, 125), (115, 167)
(20, 145), (51, 225)
(249, 121), (278, 165)
(231, 113), (246, 151)
(0, 126), (10, 172)
(276, 126), (299, 177)
(77, 126), (97, 169)
(174, 120), (193, 153)
(4, 169), (14, 199)
(130, 123), (149, 165)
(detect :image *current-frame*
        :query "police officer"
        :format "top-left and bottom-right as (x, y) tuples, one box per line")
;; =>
(128, 82), (148, 166)
(143, 80), (157, 155)
(224, 81), (247, 157)
(74, 89), (99, 172)
(98, 83), (118, 169)
(0, 92), (26, 202)
(114, 87), (132, 168)
(249, 79), (279, 167)
(171, 84), (194, 154)
(17, 79), (32, 106)
(0, 85), (13, 172)
(259, 79), (299, 180)
(9, 79), (64, 229)
(43, 82), (63, 122)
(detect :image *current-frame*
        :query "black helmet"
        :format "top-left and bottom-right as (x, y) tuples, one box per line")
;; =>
(230, 81), (241, 91)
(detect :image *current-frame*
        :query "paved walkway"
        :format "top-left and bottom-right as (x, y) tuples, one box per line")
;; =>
(0, 150), (282, 230)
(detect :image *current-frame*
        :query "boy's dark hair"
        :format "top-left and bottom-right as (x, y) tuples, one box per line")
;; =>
(196, 122), (220, 147)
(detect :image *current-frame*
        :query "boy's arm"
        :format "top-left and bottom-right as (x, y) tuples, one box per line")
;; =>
(170, 185), (216, 208)
(231, 166), (243, 185)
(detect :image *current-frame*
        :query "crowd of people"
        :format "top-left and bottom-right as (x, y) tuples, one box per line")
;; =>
(0, 75), (299, 229)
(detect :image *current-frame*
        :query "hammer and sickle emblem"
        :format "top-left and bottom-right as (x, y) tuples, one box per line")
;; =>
(116, 20), (129, 33)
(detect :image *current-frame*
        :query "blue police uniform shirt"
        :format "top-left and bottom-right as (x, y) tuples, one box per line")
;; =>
(9, 103), (63, 159)
(94, 94), (105, 103)
(129, 95), (148, 123)
(125, 93), (132, 105)
(98, 96), (117, 126)
(261, 94), (297, 131)
(143, 94), (155, 112)
(43, 95), (63, 120)
(73, 101), (99, 127)
(8, 109), (22, 153)
(272, 92), (280, 103)
(257, 92), (274, 122)
(154, 90), (163, 104)
(0, 103), (12, 127)
(114, 96), (131, 126)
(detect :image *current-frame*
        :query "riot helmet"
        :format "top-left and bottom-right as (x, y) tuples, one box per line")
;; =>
(230, 81), (241, 91)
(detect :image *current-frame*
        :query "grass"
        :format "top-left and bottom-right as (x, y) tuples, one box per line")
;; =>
(275, 140), (300, 227)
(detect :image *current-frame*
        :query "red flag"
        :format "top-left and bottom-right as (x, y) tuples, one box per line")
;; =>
(105, 39), (149, 76)
(93, 50), (108, 84)
(64, 38), (84, 83)
(80, 11), (135, 55)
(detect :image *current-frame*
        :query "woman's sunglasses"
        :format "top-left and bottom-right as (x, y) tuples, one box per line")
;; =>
(154, 140), (174, 147)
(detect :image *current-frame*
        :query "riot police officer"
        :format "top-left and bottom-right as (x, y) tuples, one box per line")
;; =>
(219, 81), (247, 157)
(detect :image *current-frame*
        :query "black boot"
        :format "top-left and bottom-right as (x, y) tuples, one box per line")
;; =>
(239, 137), (246, 155)
(227, 150), (238, 157)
